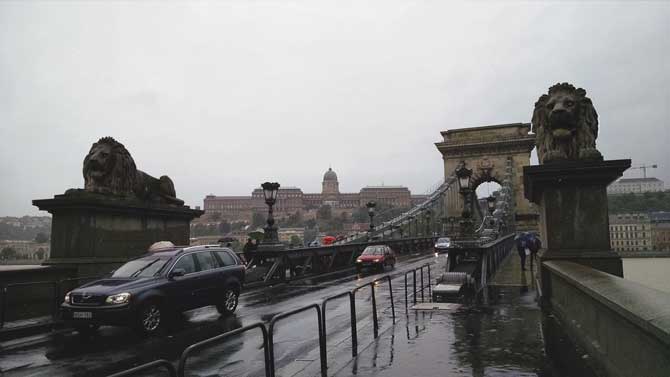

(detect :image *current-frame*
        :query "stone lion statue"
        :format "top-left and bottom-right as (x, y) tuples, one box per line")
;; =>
(82, 137), (184, 205)
(532, 82), (602, 164)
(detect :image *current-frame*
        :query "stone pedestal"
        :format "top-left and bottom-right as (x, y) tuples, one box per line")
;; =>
(523, 159), (631, 277)
(33, 191), (203, 276)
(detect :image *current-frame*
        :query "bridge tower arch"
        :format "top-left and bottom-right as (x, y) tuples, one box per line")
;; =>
(435, 123), (538, 230)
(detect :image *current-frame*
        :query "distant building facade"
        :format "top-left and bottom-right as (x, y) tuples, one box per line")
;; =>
(650, 212), (670, 252)
(204, 168), (421, 221)
(609, 213), (653, 252)
(607, 178), (665, 195)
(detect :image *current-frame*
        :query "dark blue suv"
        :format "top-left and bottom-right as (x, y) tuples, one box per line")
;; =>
(60, 245), (245, 336)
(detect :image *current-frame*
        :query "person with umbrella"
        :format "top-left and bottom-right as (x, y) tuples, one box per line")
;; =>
(514, 232), (531, 271)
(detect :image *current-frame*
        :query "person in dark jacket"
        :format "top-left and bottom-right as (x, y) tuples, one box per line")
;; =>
(528, 233), (541, 269)
(515, 233), (529, 271)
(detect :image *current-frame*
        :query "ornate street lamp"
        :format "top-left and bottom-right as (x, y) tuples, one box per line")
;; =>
(260, 182), (281, 247)
(441, 216), (448, 236)
(407, 215), (415, 238)
(456, 164), (473, 193)
(366, 201), (376, 233)
(486, 195), (497, 215)
(455, 163), (474, 237)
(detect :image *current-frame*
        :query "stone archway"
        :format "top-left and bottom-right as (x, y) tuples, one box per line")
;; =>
(435, 123), (538, 230)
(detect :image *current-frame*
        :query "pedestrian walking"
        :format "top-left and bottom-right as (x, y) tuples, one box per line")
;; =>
(515, 232), (529, 271)
(528, 233), (541, 270)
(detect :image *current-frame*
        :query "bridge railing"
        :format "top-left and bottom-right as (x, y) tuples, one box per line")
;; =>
(108, 273), (397, 377)
(403, 264), (432, 312)
(178, 321), (270, 377)
(0, 275), (103, 329)
(444, 234), (515, 295)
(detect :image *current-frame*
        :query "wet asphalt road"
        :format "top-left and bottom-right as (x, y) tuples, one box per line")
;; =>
(0, 252), (441, 377)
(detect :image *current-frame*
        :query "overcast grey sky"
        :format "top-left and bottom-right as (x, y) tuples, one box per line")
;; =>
(1, 1), (668, 216)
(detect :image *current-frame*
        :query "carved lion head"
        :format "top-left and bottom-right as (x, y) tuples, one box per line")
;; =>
(532, 83), (600, 163)
(83, 137), (137, 195)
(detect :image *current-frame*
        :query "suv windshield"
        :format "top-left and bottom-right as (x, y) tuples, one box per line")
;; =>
(112, 257), (169, 278)
(437, 238), (450, 243)
(362, 246), (385, 255)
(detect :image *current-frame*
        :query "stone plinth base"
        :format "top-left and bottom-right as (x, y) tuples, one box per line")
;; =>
(523, 159), (630, 277)
(33, 191), (203, 276)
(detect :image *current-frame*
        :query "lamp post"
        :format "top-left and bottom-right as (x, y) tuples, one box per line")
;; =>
(408, 215), (415, 238)
(259, 182), (282, 249)
(456, 163), (474, 237)
(366, 201), (376, 234)
(441, 216), (448, 236)
(486, 195), (497, 215)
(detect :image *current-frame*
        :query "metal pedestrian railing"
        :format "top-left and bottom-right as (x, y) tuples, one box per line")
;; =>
(268, 304), (326, 377)
(321, 291), (357, 358)
(178, 321), (270, 377)
(108, 273), (398, 377)
(0, 275), (102, 328)
(404, 264), (432, 312)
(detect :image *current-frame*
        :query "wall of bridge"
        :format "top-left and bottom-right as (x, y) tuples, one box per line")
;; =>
(542, 260), (670, 377)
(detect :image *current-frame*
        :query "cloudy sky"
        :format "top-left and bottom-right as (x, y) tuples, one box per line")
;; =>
(1, 1), (668, 216)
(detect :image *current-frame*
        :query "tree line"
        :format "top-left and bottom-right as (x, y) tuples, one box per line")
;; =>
(608, 191), (670, 214)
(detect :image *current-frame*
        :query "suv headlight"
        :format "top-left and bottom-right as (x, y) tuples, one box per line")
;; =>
(105, 292), (131, 305)
(64, 291), (71, 304)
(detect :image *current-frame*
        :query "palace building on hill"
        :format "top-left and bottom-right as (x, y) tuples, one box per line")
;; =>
(204, 168), (427, 221)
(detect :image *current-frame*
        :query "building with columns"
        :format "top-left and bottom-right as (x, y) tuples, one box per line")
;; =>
(204, 168), (422, 221)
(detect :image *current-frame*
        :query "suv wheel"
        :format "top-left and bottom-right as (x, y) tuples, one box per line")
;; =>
(136, 300), (164, 336)
(217, 288), (239, 315)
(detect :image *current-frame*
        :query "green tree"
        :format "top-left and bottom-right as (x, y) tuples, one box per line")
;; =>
(289, 235), (303, 247)
(35, 248), (46, 259)
(34, 232), (49, 244)
(1, 247), (17, 260)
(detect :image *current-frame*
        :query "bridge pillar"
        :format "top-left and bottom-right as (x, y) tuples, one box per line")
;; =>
(523, 159), (631, 277)
(435, 123), (538, 231)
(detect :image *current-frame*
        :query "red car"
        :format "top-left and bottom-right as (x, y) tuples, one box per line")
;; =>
(355, 245), (396, 272)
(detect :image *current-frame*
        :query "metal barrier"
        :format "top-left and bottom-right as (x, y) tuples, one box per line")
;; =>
(0, 280), (58, 328)
(107, 272), (399, 377)
(351, 275), (395, 339)
(0, 275), (103, 329)
(178, 321), (269, 377)
(268, 303), (326, 377)
(321, 291), (357, 358)
(404, 264), (432, 312)
(107, 359), (177, 377)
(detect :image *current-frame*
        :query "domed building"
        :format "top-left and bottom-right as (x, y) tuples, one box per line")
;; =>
(322, 167), (339, 195)
(203, 167), (423, 221)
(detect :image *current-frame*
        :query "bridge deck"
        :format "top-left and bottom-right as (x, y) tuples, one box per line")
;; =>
(489, 249), (539, 287)
(325, 252), (589, 377)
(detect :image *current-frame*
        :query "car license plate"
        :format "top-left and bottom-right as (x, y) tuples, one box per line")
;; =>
(73, 311), (92, 319)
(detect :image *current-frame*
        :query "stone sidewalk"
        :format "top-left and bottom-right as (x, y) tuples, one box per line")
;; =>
(327, 252), (571, 377)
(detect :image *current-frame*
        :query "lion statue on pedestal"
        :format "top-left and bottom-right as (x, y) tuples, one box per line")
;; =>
(532, 83), (602, 164)
(81, 137), (184, 205)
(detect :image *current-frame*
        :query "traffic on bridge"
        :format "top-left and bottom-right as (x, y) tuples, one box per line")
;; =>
(2, 3), (669, 377)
